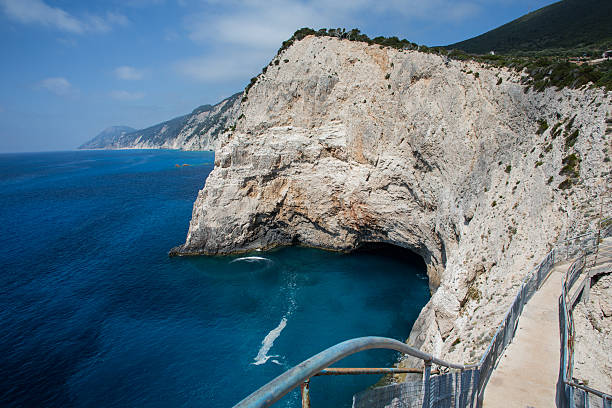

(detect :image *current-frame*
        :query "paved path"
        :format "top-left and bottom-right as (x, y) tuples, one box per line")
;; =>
(483, 237), (612, 407)
(482, 265), (566, 408)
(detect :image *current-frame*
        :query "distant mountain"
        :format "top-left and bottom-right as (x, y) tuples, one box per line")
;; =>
(447, 0), (612, 55)
(80, 126), (137, 149)
(79, 92), (242, 150)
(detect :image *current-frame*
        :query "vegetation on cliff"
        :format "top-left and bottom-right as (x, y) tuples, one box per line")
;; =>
(446, 0), (612, 57)
(245, 26), (612, 97)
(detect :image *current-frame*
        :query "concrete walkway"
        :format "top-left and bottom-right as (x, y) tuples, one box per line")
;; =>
(482, 265), (566, 408)
(483, 238), (612, 407)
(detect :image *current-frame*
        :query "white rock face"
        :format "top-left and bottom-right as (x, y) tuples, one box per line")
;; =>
(156, 94), (242, 151)
(82, 93), (242, 151)
(173, 36), (611, 365)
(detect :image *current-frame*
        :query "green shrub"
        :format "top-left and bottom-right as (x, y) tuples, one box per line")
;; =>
(550, 122), (563, 139)
(275, 28), (612, 92)
(244, 76), (258, 96)
(565, 129), (579, 149)
(536, 119), (549, 135)
(559, 153), (580, 177)
(505, 165), (511, 173)
(558, 179), (573, 189)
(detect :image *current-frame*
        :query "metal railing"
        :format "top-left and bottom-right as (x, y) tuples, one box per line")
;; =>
(234, 225), (611, 408)
(233, 337), (477, 408)
(558, 227), (612, 408)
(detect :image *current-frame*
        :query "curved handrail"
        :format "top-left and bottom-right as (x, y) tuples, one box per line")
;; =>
(233, 336), (473, 408)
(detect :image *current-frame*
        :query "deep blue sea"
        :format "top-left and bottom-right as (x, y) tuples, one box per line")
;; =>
(0, 150), (429, 408)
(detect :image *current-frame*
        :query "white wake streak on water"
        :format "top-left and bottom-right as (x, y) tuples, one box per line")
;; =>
(252, 317), (287, 365)
(229, 256), (271, 264)
(252, 268), (298, 366)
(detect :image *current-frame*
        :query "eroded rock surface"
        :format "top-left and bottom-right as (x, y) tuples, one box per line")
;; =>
(172, 36), (611, 365)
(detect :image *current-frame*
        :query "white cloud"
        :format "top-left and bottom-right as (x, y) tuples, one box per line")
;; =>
(36, 77), (79, 97)
(175, 0), (483, 83)
(185, 0), (327, 50)
(175, 49), (272, 82)
(114, 66), (145, 80)
(164, 29), (179, 42)
(0, 0), (128, 34)
(124, 0), (165, 6)
(185, 0), (481, 50)
(110, 90), (146, 101)
(57, 37), (77, 47)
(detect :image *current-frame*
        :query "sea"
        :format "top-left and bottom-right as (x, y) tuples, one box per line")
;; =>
(0, 149), (430, 408)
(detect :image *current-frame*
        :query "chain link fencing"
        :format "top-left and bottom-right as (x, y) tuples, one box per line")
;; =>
(558, 227), (612, 408)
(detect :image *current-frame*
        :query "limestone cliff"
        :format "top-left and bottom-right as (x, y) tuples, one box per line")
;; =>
(172, 36), (611, 365)
(79, 93), (241, 150)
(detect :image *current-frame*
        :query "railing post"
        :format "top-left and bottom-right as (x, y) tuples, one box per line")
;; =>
(422, 360), (432, 408)
(300, 379), (310, 408)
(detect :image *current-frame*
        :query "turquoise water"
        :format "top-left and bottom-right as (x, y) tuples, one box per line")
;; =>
(0, 150), (429, 407)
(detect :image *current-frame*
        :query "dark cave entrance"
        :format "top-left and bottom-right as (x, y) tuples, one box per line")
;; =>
(353, 242), (427, 272)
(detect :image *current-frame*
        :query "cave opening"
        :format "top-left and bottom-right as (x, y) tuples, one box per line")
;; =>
(353, 242), (427, 272)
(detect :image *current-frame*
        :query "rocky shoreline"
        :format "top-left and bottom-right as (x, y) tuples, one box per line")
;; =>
(171, 35), (611, 365)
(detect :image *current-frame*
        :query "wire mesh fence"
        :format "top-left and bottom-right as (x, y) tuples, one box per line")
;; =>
(353, 379), (424, 408)
(570, 387), (612, 408)
(558, 237), (612, 408)
(427, 369), (479, 408)
(352, 369), (479, 408)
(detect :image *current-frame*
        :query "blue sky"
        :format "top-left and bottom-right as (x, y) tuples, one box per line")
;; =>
(0, 0), (556, 152)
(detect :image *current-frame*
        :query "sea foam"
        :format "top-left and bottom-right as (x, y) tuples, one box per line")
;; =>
(229, 256), (272, 264)
(252, 317), (288, 365)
